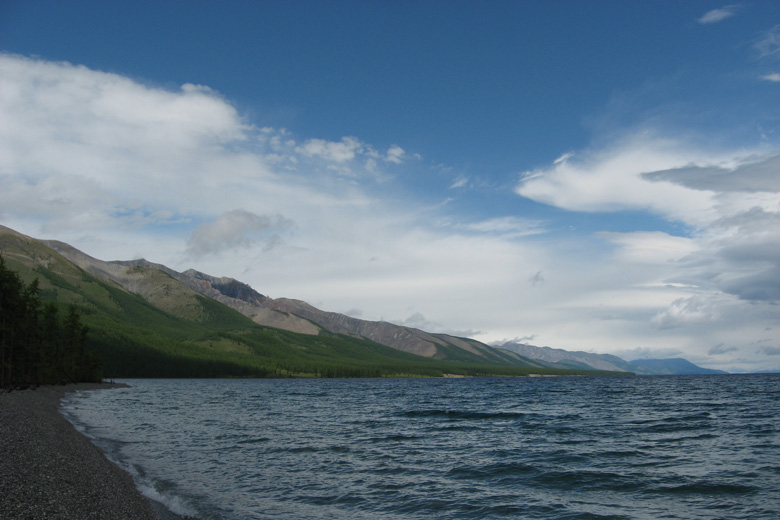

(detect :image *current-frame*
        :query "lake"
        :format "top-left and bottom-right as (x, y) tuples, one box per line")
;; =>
(61, 375), (780, 519)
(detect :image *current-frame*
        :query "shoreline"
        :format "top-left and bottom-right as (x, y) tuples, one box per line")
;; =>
(0, 383), (170, 520)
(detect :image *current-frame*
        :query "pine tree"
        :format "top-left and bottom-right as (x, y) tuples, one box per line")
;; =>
(0, 256), (102, 387)
(0, 256), (24, 387)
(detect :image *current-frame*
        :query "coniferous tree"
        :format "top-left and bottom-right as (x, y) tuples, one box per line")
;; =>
(0, 256), (24, 387)
(0, 256), (101, 388)
(41, 301), (61, 382)
(21, 278), (42, 384)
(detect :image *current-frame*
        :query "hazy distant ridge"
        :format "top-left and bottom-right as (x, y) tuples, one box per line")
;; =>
(4, 224), (724, 375)
(498, 342), (633, 372)
(498, 341), (726, 375)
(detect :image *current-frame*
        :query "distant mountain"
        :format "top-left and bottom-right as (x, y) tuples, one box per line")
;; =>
(627, 358), (728, 375)
(3, 224), (722, 378)
(497, 342), (728, 375)
(3, 224), (595, 378)
(498, 342), (634, 372)
(42, 238), (538, 366)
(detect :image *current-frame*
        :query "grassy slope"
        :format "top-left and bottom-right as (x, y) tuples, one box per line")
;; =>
(1, 229), (623, 378)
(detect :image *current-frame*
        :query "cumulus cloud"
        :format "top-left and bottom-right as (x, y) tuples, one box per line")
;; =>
(0, 53), (269, 226)
(385, 145), (405, 164)
(513, 125), (780, 370)
(2, 53), (778, 372)
(0, 53), (554, 346)
(697, 5), (739, 24)
(651, 295), (716, 329)
(517, 133), (780, 309)
(295, 136), (363, 162)
(185, 210), (294, 258)
(0, 54), (409, 238)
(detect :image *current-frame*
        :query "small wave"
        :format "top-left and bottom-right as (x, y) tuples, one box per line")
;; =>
(532, 469), (644, 492)
(236, 436), (270, 445)
(368, 433), (421, 443)
(447, 461), (538, 481)
(137, 482), (201, 519)
(653, 481), (757, 495)
(122, 464), (201, 519)
(400, 409), (528, 421)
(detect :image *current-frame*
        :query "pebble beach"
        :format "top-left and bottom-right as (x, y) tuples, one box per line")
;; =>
(0, 383), (162, 520)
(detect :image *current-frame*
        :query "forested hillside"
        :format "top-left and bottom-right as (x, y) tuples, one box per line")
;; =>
(0, 257), (100, 387)
(0, 226), (623, 379)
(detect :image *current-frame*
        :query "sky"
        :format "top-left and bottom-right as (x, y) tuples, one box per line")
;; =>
(1, 1), (779, 372)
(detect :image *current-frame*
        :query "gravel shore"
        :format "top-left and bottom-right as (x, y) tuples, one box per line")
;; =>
(0, 383), (163, 520)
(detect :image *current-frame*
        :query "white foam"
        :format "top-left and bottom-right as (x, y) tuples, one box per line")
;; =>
(136, 481), (200, 519)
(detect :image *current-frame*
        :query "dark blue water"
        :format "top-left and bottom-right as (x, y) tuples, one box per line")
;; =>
(61, 375), (780, 519)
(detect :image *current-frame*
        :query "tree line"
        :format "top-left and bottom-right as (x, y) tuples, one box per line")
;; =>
(0, 256), (101, 388)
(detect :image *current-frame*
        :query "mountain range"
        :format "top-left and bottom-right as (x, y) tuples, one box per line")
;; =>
(0, 225), (725, 377)
(497, 342), (727, 375)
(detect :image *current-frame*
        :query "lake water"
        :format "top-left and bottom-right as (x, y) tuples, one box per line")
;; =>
(61, 375), (780, 520)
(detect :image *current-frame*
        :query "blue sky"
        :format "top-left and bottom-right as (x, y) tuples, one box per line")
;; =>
(1, 1), (779, 371)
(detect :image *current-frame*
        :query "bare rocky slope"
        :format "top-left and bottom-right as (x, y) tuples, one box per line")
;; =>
(5, 226), (721, 374)
(40, 236), (533, 364)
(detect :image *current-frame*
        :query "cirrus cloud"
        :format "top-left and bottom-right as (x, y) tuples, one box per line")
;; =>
(697, 5), (740, 25)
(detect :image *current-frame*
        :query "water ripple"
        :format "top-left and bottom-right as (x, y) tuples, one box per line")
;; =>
(62, 374), (780, 520)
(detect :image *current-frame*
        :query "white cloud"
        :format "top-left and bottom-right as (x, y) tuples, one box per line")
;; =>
(553, 152), (574, 165)
(449, 175), (469, 189)
(597, 231), (699, 264)
(651, 295), (717, 329)
(460, 216), (546, 238)
(2, 54), (778, 373)
(0, 55), (556, 339)
(516, 134), (722, 226)
(513, 128), (780, 369)
(697, 5), (739, 24)
(755, 25), (780, 59)
(761, 73), (780, 82)
(385, 145), (405, 164)
(295, 136), (363, 162)
(186, 210), (294, 258)
(612, 346), (684, 361)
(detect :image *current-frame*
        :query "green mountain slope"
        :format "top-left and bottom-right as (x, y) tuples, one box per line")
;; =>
(41, 234), (558, 365)
(0, 226), (623, 378)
